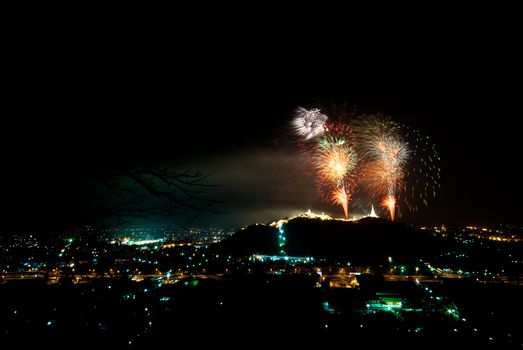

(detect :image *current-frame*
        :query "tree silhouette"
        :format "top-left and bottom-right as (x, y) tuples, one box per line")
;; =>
(61, 159), (222, 229)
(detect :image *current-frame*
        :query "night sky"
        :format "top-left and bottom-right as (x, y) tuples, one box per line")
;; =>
(4, 28), (522, 234)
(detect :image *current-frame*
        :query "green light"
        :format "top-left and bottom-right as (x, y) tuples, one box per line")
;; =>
(277, 225), (287, 256)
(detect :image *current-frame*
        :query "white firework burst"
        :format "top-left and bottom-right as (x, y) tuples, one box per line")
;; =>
(292, 107), (328, 140)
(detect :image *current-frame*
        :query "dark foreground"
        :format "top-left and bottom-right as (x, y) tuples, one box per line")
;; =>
(0, 275), (521, 349)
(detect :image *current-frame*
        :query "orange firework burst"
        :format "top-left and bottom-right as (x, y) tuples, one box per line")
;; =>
(318, 143), (357, 184)
(314, 122), (359, 219)
(362, 160), (406, 198)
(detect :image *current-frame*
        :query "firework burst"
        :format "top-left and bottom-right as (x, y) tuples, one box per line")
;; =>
(317, 137), (358, 184)
(354, 116), (409, 221)
(292, 107), (328, 140)
(314, 122), (359, 218)
(401, 126), (441, 213)
(291, 108), (439, 221)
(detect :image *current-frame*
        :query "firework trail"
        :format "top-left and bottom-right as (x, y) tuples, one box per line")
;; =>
(333, 186), (350, 219)
(292, 107), (328, 140)
(381, 195), (397, 221)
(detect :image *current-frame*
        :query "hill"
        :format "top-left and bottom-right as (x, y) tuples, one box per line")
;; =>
(218, 217), (437, 263)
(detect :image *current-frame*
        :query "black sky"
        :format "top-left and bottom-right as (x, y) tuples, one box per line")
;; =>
(3, 21), (522, 233)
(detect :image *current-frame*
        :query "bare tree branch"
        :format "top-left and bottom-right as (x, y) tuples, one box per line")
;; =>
(68, 160), (225, 229)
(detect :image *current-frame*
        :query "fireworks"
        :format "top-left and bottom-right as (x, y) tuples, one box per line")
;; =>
(314, 122), (358, 219)
(382, 195), (397, 222)
(333, 187), (350, 219)
(292, 107), (439, 221)
(292, 107), (328, 140)
(402, 127), (441, 213)
(355, 116), (410, 221)
(316, 136), (358, 185)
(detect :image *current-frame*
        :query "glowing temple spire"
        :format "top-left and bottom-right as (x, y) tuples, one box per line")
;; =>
(369, 205), (378, 218)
